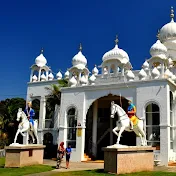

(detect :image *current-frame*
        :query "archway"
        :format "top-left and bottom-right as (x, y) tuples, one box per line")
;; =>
(85, 94), (136, 160)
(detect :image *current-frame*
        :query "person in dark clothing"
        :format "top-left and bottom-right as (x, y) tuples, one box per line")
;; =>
(65, 144), (72, 169)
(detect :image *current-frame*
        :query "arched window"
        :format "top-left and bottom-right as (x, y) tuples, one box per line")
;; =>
(67, 107), (77, 148)
(170, 92), (174, 149)
(146, 103), (160, 149)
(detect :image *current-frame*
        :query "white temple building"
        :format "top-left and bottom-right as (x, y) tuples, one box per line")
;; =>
(26, 7), (176, 165)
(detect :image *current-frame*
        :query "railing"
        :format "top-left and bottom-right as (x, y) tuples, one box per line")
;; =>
(97, 128), (110, 145)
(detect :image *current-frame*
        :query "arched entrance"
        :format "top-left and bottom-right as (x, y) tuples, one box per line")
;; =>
(85, 94), (136, 160)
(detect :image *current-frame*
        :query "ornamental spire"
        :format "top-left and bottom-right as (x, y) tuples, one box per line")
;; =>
(79, 43), (82, 51)
(41, 48), (44, 54)
(156, 29), (160, 40)
(114, 35), (119, 45)
(170, 6), (174, 22)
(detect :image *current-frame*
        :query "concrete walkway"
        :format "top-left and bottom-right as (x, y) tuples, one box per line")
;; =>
(25, 159), (176, 176)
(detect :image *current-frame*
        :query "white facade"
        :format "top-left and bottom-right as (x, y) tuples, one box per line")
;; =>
(26, 7), (176, 165)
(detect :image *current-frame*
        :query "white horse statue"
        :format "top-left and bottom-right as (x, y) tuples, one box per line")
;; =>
(110, 101), (147, 146)
(13, 108), (39, 144)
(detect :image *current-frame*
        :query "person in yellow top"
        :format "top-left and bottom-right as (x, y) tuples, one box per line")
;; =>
(127, 100), (137, 130)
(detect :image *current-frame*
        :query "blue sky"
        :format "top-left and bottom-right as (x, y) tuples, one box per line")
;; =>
(0, 0), (175, 100)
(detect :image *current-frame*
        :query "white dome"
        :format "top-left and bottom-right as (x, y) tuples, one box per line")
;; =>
(89, 74), (96, 85)
(35, 49), (47, 67)
(150, 40), (167, 57)
(56, 71), (62, 80)
(151, 67), (160, 79)
(40, 73), (46, 81)
(48, 73), (54, 80)
(72, 50), (87, 67)
(126, 70), (135, 81)
(138, 69), (147, 80)
(92, 65), (99, 75)
(69, 76), (77, 87)
(102, 44), (129, 63)
(142, 60), (149, 70)
(32, 75), (37, 82)
(165, 68), (173, 78)
(159, 7), (176, 43)
(64, 70), (69, 79)
(80, 75), (88, 85)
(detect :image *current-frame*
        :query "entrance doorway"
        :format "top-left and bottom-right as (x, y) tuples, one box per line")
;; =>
(85, 94), (136, 160)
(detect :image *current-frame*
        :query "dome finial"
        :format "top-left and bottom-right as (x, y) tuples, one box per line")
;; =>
(156, 29), (160, 39)
(114, 35), (119, 45)
(41, 48), (44, 54)
(79, 43), (82, 51)
(171, 6), (174, 21)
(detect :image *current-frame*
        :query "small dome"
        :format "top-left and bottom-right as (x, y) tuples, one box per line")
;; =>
(92, 65), (99, 75)
(142, 60), (149, 70)
(138, 69), (147, 80)
(126, 70), (135, 81)
(35, 49), (47, 67)
(72, 44), (87, 67)
(40, 73), (46, 81)
(150, 40), (167, 57)
(89, 74), (96, 85)
(69, 76), (77, 87)
(48, 73), (54, 80)
(64, 70), (69, 79)
(32, 75), (37, 82)
(102, 37), (129, 63)
(159, 7), (176, 43)
(56, 71), (62, 80)
(151, 67), (160, 79)
(165, 68), (173, 78)
(80, 75), (88, 86)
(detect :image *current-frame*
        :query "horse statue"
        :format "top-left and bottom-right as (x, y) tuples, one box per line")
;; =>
(110, 101), (147, 146)
(13, 108), (39, 144)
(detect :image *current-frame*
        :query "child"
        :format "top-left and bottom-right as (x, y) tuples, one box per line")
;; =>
(56, 142), (65, 169)
(65, 144), (72, 169)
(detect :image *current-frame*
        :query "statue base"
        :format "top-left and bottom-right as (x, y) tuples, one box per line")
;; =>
(5, 144), (45, 167)
(102, 145), (155, 174)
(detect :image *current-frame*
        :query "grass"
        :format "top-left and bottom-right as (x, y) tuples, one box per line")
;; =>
(0, 157), (53, 176)
(40, 170), (176, 176)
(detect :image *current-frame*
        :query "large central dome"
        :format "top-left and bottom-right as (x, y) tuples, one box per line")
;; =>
(159, 7), (176, 43)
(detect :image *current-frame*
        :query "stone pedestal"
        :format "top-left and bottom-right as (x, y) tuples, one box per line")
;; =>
(5, 144), (46, 167)
(102, 146), (155, 174)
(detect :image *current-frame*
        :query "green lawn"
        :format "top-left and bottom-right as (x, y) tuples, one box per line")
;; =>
(43, 170), (176, 176)
(0, 157), (53, 176)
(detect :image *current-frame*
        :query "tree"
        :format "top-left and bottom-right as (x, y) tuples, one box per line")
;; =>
(0, 98), (26, 147)
(45, 79), (68, 106)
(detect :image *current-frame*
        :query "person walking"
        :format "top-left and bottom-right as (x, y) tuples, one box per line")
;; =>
(65, 144), (72, 169)
(56, 142), (65, 169)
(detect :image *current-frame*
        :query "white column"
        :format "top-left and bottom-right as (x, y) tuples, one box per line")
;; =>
(108, 64), (111, 77)
(92, 100), (98, 157)
(46, 71), (49, 81)
(38, 97), (46, 144)
(30, 70), (34, 82)
(161, 62), (165, 78)
(38, 68), (41, 81)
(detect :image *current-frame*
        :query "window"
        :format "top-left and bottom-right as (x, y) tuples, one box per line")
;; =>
(170, 92), (174, 149)
(146, 103), (160, 149)
(67, 107), (77, 148)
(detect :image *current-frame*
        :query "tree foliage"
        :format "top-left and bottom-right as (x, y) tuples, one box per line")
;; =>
(0, 98), (26, 148)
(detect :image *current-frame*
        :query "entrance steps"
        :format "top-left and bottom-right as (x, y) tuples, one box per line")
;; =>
(82, 153), (92, 161)
(82, 154), (104, 163)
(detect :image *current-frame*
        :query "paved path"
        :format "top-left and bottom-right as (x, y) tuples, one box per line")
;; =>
(26, 159), (176, 176)
(25, 159), (104, 176)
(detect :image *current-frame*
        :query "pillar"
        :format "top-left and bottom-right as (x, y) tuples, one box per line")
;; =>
(46, 71), (49, 81)
(30, 70), (34, 82)
(38, 97), (46, 144)
(38, 68), (41, 81)
(92, 100), (98, 157)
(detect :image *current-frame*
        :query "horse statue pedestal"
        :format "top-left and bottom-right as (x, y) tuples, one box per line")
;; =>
(5, 144), (45, 167)
(102, 145), (155, 175)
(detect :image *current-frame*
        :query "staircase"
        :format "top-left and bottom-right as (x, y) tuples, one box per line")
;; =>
(82, 153), (92, 162)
